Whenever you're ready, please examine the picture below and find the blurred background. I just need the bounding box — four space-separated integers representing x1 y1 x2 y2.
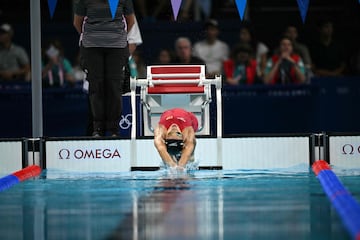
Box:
0 0 359 138
1 0 359 71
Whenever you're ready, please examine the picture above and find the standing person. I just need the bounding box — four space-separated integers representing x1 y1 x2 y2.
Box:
73 0 135 137
83 14 142 136
154 108 198 170
193 19 229 78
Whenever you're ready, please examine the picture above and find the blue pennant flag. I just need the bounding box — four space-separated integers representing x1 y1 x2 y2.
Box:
108 0 120 19
235 0 247 21
47 0 58 18
296 0 310 23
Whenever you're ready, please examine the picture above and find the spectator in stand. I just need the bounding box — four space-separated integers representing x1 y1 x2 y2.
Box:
193 19 229 78
283 25 312 74
223 44 258 85
123 15 143 93
310 20 346 77
131 49 146 79
349 47 360 75
154 48 174 65
73 50 86 82
179 0 213 21
172 37 205 65
42 39 76 88
264 36 306 85
233 24 269 79
0 23 30 82
134 0 169 22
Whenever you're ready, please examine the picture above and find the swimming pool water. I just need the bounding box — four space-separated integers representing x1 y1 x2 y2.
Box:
0 168 359 240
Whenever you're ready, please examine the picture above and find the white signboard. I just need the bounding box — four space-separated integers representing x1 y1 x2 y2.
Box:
45 137 310 171
0 141 23 174
46 140 131 172
133 138 219 167
222 137 309 170
329 136 360 168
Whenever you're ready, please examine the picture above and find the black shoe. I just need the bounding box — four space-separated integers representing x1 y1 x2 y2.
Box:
92 131 102 137
110 132 119 137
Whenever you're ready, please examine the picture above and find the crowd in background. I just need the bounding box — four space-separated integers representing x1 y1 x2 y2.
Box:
0 0 359 138
0 0 359 87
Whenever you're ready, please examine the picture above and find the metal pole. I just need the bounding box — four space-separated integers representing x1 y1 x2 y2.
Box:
30 0 43 137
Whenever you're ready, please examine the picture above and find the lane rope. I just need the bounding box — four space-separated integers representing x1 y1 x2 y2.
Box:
0 165 42 192
312 160 360 240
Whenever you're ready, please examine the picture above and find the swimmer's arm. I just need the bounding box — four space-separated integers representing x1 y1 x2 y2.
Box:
178 128 196 168
154 125 177 168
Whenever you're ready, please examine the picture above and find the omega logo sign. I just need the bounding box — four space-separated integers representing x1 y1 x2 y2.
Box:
341 144 360 155
58 148 121 160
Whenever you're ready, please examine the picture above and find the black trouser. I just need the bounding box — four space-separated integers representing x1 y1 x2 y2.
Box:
82 47 128 134
123 64 131 94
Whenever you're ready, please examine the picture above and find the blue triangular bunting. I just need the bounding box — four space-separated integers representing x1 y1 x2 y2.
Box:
171 0 182 21
296 0 310 23
235 0 247 21
108 0 120 19
47 0 58 18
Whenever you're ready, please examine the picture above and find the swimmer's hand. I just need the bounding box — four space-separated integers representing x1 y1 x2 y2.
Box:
169 165 186 174
175 166 185 172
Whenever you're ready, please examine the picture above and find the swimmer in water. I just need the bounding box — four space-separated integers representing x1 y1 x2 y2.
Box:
154 108 198 170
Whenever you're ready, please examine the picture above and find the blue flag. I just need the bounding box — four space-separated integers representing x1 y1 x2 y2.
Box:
235 0 247 21
47 0 58 18
108 0 120 19
296 0 310 23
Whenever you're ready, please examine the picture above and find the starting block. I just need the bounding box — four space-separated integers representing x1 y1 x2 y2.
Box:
130 65 222 137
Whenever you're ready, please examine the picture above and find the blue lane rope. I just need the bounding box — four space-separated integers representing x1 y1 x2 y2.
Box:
312 160 360 240
0 175 20 192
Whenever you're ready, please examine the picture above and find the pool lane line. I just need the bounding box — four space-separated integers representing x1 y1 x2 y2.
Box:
312 160 360 240
0 165 42 192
